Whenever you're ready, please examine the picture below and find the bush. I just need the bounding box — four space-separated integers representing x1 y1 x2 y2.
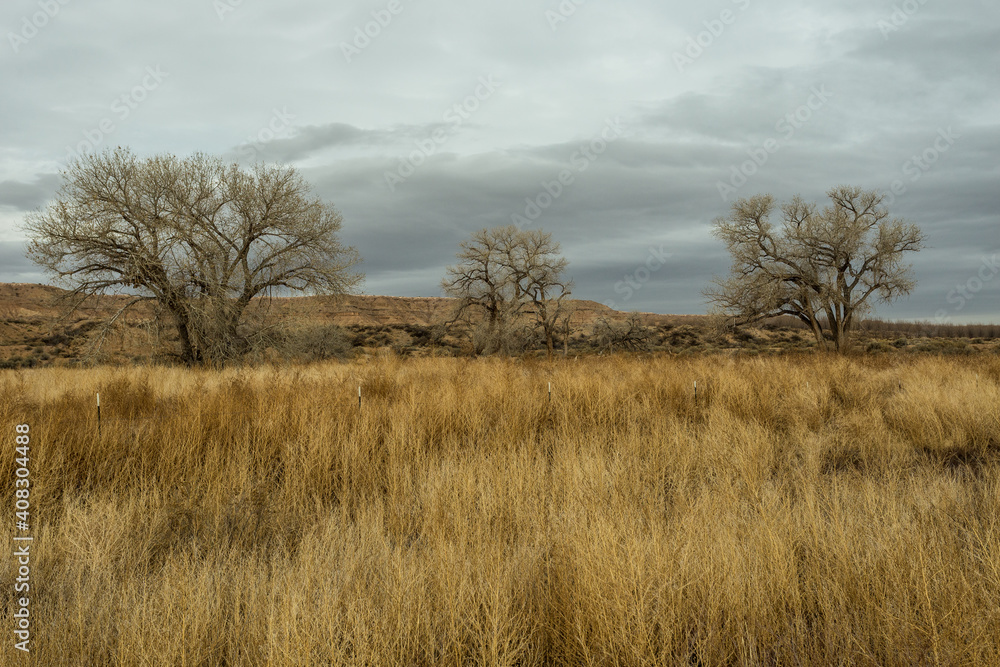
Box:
940 340 971 355
471 322 535 356
43 330 71 346
390 329 415 355
592 314 652 352
280 324 353 361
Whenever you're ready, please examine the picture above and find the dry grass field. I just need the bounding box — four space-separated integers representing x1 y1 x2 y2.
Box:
2 352 1000 665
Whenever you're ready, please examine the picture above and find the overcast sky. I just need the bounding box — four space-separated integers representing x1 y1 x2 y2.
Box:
1 0 997 322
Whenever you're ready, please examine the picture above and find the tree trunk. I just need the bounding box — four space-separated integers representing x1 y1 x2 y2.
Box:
808 317 826 348
174 314 199 365
164 296 200 365
831 315 849 353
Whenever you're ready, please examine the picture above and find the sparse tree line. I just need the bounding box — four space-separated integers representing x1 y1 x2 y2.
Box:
23 148 928 365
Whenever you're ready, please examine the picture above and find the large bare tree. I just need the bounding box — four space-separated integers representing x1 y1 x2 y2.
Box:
442 225 572 355
24 148 362 364
705 186 924 351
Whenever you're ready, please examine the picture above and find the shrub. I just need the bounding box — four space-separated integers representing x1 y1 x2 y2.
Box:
280 323 353 361
592 314 652 352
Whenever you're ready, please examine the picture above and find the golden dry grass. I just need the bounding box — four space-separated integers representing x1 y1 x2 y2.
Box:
2 352 999 665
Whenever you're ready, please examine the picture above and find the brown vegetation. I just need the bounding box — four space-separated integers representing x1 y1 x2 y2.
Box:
2 283 998 368
2 353 999 665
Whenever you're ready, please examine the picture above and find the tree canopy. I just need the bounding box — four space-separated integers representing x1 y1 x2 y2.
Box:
442 225 572 355
24 148 362 364
706 186 924 351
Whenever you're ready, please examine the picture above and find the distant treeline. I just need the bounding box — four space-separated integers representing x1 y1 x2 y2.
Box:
760 316 1000 340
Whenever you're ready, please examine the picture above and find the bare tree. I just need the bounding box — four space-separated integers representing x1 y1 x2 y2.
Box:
592 313 652 353
442 225 572 355
24 148 362 365
517 230 573 356
705 186 923 352
442 226 520 337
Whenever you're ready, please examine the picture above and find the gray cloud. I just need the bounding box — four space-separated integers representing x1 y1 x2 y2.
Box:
238 122 458 163
0 0 996 323
0 241 44 283
0 175 60 211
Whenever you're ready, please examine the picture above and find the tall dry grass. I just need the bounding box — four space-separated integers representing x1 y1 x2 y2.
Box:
1 352 999 665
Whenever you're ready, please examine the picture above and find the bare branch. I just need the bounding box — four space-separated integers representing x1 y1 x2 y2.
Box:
23 147 363 364
705 187 924 352
442 225 572 355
